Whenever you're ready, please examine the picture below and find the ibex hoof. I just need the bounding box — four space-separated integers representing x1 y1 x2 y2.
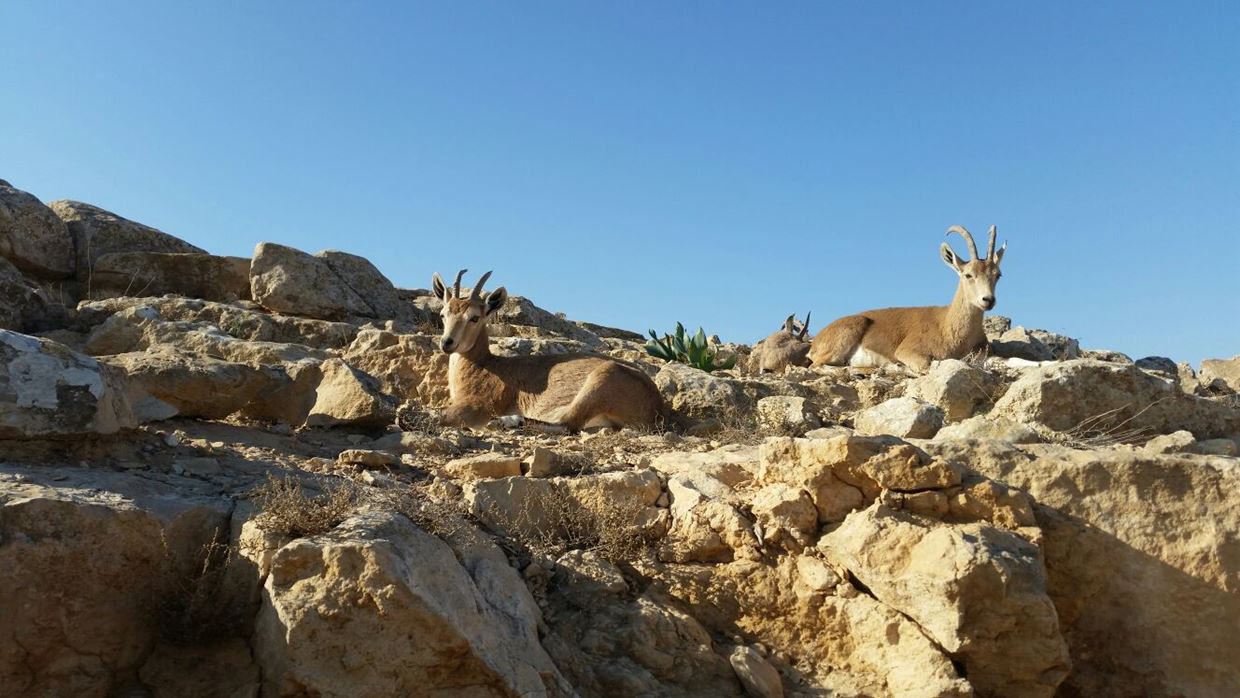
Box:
494 415 525 429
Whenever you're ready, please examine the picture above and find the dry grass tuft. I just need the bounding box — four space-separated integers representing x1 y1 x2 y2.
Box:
1058 399 1169 449
367 483 473 541
250 474 361 538
396 401 442 436
711 403 766 445
489 485 657 565
152 535 250 646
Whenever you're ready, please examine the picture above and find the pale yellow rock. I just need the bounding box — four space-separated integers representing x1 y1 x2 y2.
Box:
444 452 523 480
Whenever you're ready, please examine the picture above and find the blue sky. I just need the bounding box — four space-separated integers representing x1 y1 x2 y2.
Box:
2 2 1237 364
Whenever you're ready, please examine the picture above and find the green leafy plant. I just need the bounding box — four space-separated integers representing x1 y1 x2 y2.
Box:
645 322 737 373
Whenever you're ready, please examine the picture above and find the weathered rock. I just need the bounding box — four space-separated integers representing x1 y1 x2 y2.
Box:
824 504 1070 697
1200 355 1240 393
336 449 398 468
933 414 1042 444
756 396 821 435
0 181 74 278
648 444 759 492
750 483 817 551
0 466 234 697
251 511 566 697
137 639 260 698
305 359 396 429
341 329 450 406
992 359 1240 439
661 475 760 563
1142 429 1196 454
249 242 373 320
317 250 417 323
1134 355 1178 376
0 331 134 437
1197 437 1239 456
0 256 49 332
90 252 251 302
991 326 1080 362
100 349 280 422
905 359 1000 422
727 645 783 698
655 363 751 421
958 444 1240 697
49 199 205 281
240 360 323 426
494 295 603 347
983 314 1012 339
854 396 944 439
444 453 523 480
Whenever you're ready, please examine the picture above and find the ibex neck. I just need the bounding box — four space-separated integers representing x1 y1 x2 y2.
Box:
947 283 983 335
458 328 494 364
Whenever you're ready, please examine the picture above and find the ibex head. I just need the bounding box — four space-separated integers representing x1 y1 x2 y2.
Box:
431 269 507 354
782 312 812 341
940 225 1006 311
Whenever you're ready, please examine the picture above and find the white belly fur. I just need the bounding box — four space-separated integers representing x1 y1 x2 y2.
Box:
847 346 890 368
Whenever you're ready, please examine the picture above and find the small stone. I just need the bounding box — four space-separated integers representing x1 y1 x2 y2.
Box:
728 645 784 698
1197 438 1238 457
443 453 522 480
337 449 398 468
527 447 564 478
1143 430 1196 455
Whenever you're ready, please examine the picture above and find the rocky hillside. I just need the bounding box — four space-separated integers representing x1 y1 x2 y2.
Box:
2 178 1239 697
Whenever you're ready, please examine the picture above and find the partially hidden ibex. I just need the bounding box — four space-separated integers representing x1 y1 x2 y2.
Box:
809 225 1006 371
432 269 668 432
751 312 812 374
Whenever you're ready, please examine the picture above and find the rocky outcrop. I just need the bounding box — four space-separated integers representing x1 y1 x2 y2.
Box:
250 243 420 324
1200 355 1240 393
90 251 251 301
49 199 205 281
0 256 49 332
0 180 74 278
305 358 396 428
251 511 567 697
100 349 282 422
854 396 944 439
0 331 134 438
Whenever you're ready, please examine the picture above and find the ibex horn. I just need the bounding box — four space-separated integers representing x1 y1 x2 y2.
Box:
986 225 997 260
452 269 468 298
470 271 493 301
946 225 979 260
799 311 811 340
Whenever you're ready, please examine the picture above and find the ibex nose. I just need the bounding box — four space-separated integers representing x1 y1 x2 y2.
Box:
981 296 996 309
440 337 455 353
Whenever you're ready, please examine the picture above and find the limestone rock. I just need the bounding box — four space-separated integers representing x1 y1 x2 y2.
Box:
137 639 260 698
756 395 821 435
854 396 944 439
49 199 205 281
991 326 1080 361
90 251 251 302
727 645 783 698
0 256 49 332
1142 429 1196 454
0 180 74 278
992 359 1240 439
317 249 417 323
251 511 565 697
493 295 604 347
1 331 134 437
824 504 1070 697
933 414 1042 444
240 360 323 426
655 362 751 420
101 349 281 421
750 483 817 551
1200 355 1240 393
341 329 449 406
305 359 396 428
444 453 523 480
249 242 373 320
905 359 1000 422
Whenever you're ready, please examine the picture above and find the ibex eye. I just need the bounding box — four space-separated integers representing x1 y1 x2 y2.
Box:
965 273 974 279
469 317 480 323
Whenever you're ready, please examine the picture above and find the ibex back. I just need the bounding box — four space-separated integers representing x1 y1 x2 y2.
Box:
433 269 668 432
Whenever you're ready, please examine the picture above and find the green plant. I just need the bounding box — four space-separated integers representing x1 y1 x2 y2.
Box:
645 322 737 373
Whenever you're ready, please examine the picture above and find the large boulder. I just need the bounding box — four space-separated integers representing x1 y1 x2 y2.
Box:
823 504 1070 697
100 349 282 422
251 511 566 697
0 256 49 332
0 180 74 278
250 242 373 320
90 252 251 302
655 363 750 421
951 443 1240 697
317 250 415 323
0 331 134 438
991 326 1080 361
48 199 204 280
305 358 396 428
905 359 1001 422
992 359 1240 439
341 329 449 406
0 466 234 697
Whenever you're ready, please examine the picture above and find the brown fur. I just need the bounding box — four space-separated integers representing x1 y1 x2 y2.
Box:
433 272 667 432
809 227 1005 372
751 314 812 374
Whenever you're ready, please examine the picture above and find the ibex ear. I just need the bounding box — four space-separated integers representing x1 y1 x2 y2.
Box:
431 272 447 301
940 243 963 272
783 314 797 332
485 287 508 315
993 242 1007 265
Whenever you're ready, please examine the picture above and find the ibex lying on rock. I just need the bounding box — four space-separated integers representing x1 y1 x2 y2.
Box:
432 270 667 432
809 225 1006 371
751 312 812 374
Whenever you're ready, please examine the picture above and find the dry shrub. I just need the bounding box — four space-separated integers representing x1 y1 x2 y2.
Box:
489 485 657 565
396 401 442 436
711 403 765 445
1058 399 1170 449
152 535 251 645
250 474 361 538
366 483 473 541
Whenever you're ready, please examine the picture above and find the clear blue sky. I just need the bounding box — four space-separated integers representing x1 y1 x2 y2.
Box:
3 2 1237 364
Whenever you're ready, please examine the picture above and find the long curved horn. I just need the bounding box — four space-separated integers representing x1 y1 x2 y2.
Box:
986 225 997 260
799 311 811 340
946 225 978 260
470 271 493 301
452 269 467 298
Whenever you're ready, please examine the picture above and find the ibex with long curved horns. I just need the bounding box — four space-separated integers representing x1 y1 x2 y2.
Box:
751 312 813 374
432 269 668 431
809 225 1006 371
